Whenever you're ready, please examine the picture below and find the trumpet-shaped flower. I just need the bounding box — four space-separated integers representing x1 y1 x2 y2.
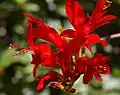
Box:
75 53 110 84
60 0 117 57
9 0 115 93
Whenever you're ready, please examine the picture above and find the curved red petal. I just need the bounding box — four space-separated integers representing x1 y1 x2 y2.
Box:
83 66 94 84
94 73 103 82
23 13 39 23
85 34 108 47
65 0 85 29
90 0 116 30
91 0 106 19
32 54 41 65
98 64 110 74
99 15 117 24
36 71 63 92
95 21 110 29
62 36 83 60
32 26 66 49
101 40 108 47
93 53 110 74
24 13 66 49
61 29 76 38
85 34 100 45
32 44 57 67
75 57 88 73
95 15 117 29
41 51 57 67
83 60 98 84
26 23 36 50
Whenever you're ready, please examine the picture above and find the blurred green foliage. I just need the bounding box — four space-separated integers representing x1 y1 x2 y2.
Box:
0 0 120 95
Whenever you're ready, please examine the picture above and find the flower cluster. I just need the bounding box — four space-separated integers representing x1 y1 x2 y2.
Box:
10 0 117 94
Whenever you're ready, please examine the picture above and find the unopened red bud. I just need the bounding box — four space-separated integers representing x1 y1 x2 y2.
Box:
70 88 76 93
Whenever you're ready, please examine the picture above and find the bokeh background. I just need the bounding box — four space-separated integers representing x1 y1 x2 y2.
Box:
0 0 120 95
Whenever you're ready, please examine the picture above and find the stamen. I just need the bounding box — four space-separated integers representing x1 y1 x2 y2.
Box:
9 44 30 56
51 82 66 91
9 44 19 49
59 26 63 35
103 0 112 10
12 48 29 56
74 46 83 61
79 46 83 57
66 82 71 85
72 55 76 63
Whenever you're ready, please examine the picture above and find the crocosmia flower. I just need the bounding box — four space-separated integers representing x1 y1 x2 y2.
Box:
75 53 110 84
60 0 116 55
9 0 116 94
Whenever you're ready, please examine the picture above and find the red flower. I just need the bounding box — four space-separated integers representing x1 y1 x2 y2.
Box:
23 13 68 79
60 0 117 56
36 52 110 92
9 0 114 93
24 13 66 51
65 0 116 33
10 13 67 80
75 53 110 84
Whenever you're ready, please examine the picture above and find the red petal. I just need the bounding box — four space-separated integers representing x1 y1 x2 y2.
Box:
32 44 57 67
26 23 36 49
99 57 110 74
37 44 57 67
61 61 72 78
94 73 103 82
95 11 108 22
35 44 51 57
41 51 57 67
91 0 106 19
32 26 66 48
65 0 85 29
83 65 95 84
99 15 117 23
24 13 66 49
85 34 108 47
36 71 63 92
102 56 109 63
23 13 39 23
75 57 88 73
32 54 41 65
96 15 117 28
62 36 83 60
94 53 110 74
90 0 117 30
95 21 110 29
60 29 76 38
98 64 110 74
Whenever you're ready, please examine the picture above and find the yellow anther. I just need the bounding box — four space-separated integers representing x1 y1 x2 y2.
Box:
75 46 83 60
9 44 14 49
59 84 65 90
79 46 83 57
66 82 71 85
59 26 63 35
9 44 19 49
103 0 112 10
